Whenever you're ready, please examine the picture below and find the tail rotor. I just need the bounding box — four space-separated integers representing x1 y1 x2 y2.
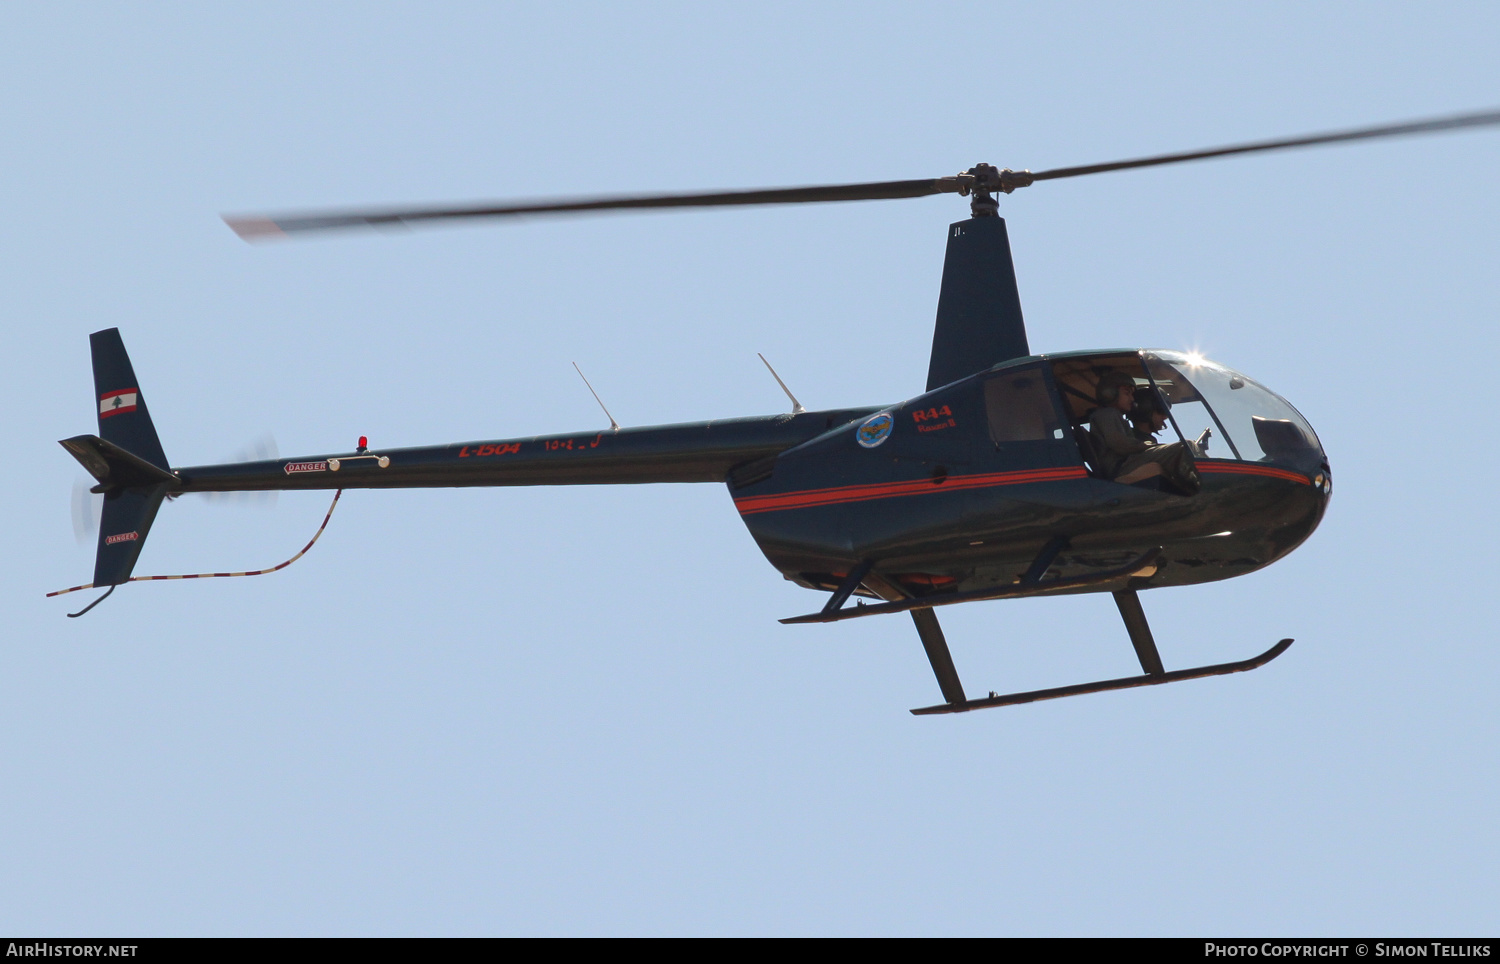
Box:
71 477 101 546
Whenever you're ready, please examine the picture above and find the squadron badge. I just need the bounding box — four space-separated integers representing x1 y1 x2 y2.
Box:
856 412 894 449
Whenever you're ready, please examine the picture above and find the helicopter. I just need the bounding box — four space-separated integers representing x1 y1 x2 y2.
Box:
53 108 1500 715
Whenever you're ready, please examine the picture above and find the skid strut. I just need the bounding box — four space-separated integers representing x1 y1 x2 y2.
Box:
911 609 966 705
1114 589 1165 676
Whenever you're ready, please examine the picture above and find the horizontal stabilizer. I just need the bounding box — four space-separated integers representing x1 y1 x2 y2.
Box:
59 435 177 490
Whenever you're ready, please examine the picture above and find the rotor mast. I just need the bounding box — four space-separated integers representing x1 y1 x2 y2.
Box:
925 165 1033 390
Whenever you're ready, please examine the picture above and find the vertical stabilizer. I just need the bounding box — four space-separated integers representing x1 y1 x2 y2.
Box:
925 217 1030 391
94 483 169 587
91 328 169 470
84 329 172 586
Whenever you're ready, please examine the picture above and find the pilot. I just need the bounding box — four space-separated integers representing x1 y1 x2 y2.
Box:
1129 387 1170 442
1090 371 1199 493
1133 385 1213 456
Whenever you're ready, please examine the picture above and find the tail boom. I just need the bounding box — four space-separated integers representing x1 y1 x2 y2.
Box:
171 409 879 493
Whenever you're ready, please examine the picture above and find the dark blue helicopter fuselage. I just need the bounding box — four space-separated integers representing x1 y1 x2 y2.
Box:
174 349 1329 605
733 350 1328 600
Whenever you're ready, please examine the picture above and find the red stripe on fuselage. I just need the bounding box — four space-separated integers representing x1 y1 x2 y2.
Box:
1197 461 1311 485
734 460 1311 516
733 466 1088 515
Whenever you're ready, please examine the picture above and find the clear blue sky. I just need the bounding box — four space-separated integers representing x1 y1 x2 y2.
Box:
3 2 1498 935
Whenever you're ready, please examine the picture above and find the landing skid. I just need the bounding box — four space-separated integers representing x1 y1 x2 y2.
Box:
784 546 1293 714
910 637 1293 715
905 584 1291 714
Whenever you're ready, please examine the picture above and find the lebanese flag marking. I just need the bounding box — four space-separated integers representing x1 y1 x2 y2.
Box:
99 388 138 419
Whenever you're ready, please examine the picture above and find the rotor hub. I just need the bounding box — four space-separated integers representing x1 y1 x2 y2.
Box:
953 164 1035 217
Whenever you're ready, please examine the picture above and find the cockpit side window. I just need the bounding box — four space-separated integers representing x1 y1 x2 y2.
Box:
1142 354 1234 458
979 365 1077 470
1047 350 1322 474
984 369 1064 444
1049 354 1155 478
1145 351 1323 466
1050 355 1148 421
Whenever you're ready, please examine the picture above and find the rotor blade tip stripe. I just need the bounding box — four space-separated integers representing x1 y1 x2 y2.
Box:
223 216 289 242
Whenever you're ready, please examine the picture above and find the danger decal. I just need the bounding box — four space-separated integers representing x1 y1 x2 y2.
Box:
105 531 139 545
284 461 329 474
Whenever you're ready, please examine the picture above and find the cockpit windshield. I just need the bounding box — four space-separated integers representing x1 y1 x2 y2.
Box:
1143 351 1323 465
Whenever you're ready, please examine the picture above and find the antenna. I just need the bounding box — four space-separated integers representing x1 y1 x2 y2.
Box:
758 353 806 415
572 362 620 432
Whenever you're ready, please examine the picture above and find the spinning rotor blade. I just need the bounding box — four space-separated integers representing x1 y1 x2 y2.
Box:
198 433 279 506
1017 107 1500 188
224 178 958 241
72 477 101 545
224 107 1500 241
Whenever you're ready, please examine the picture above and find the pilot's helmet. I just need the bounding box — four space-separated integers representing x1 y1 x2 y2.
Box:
1095 371 1137 406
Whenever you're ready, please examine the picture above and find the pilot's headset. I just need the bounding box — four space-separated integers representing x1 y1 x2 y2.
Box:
1131 386 1167 420
1095 371 1137 407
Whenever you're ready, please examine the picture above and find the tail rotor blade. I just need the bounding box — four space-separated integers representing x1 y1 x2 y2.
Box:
200 433 279 507
72 478 100 546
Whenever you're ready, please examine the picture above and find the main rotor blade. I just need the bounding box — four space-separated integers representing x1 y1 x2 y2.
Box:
224 177 955 241
1025 107 1500 185
225 107 1500 241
